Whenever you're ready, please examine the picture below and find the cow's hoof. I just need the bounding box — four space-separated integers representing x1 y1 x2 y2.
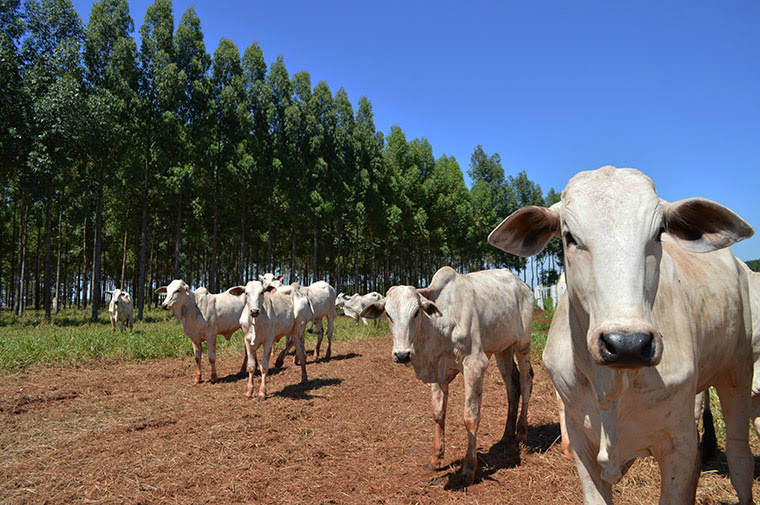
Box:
194 376 202 384
257 394 265 402
424 461 442 471
325 352 331 360
274 360 284 368
458 469 476 487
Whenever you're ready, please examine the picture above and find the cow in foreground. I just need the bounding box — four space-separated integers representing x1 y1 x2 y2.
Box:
275 281 337 366
155 280 247 383
230 281 311 401
489 165 754 504
105 289 133 332
336 291 383 326
361 266 533 485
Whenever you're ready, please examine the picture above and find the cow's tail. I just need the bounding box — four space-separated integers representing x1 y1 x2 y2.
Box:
306 296 317 334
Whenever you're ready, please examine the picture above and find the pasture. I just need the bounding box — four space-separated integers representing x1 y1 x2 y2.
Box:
1 308 758 504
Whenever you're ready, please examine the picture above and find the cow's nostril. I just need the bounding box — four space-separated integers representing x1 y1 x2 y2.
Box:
394 351 411 363
599 332 655 367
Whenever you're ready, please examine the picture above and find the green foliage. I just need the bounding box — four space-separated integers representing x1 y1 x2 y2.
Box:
747 259 760 272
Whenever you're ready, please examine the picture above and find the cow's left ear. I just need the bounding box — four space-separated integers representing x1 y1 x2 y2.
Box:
275 275 284 281
360 299 386 320
489 203 561 257
228 286 246 296
264 285 277 293
664 198 754 253
420 300 442 318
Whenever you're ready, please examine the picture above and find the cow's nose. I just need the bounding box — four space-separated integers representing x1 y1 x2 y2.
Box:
393 351 411 363
250 309 260 318
161 303 168 310
599 332 655 367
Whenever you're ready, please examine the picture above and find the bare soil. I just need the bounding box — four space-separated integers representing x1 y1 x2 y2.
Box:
1 332 759 504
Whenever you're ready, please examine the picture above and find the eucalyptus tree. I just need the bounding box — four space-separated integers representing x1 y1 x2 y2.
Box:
172 6 210 279
353 96 384 290
137 0 181 317
22 0 85 320
331 87 356 291
209 36 245 291
1 0 29 178
83 0 138 320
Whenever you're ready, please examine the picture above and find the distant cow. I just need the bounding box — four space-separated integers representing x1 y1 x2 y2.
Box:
336 291 383 326
105 289 133 332
230 280 311 401
275 281 337 366
361 266 533 485
260 273 284 290
488 166 754 504
155 280 247 383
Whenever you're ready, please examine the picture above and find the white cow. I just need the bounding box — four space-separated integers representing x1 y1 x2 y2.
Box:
155 279 247 384
360 266 533 486
488 165 754 505
336 291 383 326
230 280 311 401
105 289 133 332
259 273 284 290
275 281 337 366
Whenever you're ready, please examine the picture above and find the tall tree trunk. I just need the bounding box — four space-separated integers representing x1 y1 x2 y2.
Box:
290 216 297 284
10 199 17 310
267 195 273 272
91 163 104 322
147 225 155 308
35 218 41 310
312 214 318 284
120 229 127 289
354 224 359 293
239 196 246 284
212 189 218 292
80 215 87 309
336 217 343 293
44 181 53 321
138 146 150 319
54 191 63 315
15 199 28 317
174 195 182 279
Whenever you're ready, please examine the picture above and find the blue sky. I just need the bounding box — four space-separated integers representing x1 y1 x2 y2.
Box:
72 0 760 261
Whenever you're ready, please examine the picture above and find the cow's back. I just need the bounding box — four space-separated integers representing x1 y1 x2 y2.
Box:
428 267 533 354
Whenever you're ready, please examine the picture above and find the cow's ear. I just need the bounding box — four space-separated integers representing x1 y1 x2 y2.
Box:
105 290 113 295
275 275 284 281
664 198 754 253
488 203 561 257
360 300 386 320
155 286 167 295
264 285 277 293
421 300 442 318
228 286 246 296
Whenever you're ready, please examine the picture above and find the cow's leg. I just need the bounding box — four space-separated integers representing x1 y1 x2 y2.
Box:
650 421 700 505
426 382 448 470
191 340 203 383
313 319 324 360
244 337 258 398
714 374 754 505
129 315 133 331
111 318 116 333
207 334 218 383
696 389 717 460
752 358 760 439
460 354 489 485
513 341 532 444
557 391 573 460
258 337 273 401
239 346 248 376
494 348 519 442
275 336 294 368
324 314 333 360
292 329 309 384
566 421 612 505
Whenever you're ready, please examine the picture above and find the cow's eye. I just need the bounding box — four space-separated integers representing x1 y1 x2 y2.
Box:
564 231 577 248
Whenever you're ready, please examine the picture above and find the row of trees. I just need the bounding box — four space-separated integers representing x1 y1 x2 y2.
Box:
0 0 562 323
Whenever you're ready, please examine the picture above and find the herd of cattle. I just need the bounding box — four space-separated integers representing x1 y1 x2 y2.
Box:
102 166 759 505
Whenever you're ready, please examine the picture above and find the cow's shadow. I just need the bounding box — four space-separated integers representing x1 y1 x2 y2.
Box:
273 377 343 400
701 448 760 480
276 351 361 365
433 422 562 490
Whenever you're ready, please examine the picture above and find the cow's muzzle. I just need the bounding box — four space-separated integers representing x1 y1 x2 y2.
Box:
250 309 260 318
161 303 170 311
393 351 411 363
598 332 656 368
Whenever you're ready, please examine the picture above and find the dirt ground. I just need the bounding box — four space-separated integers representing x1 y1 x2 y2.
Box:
2 330 759 505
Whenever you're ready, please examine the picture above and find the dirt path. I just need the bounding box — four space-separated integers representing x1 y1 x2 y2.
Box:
1 334 756 504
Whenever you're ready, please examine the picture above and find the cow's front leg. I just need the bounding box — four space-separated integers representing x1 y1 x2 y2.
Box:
239 347 248 376
207 334 218 383
324 316 333 360
258 337 273 401
291 329 309 384
191 339 203 383
111 318 116 333
566 420 612 505
494 348 519 442
514 342 533 443
129 315 133 331
715 373 754 505
426 382 448 470
244 337 258 398
651 424 700 505
461 354 489 485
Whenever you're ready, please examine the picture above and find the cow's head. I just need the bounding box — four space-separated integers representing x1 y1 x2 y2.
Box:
259 273 284 290
489 166 753 369
361 286 442 364
230 281 276 319
155 279 190 312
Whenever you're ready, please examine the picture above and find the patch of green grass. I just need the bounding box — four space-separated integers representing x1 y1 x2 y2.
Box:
0 309 390 371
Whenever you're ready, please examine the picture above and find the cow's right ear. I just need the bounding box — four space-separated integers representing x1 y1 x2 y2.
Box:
275 275 284 281
664 197 754 253
155 286 167 295
228 286 246 296
264 285 277 293
488 203 561 257
105 290 113 296
360 300 386 320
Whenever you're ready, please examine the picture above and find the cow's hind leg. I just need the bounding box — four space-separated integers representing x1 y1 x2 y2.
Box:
426 382 448 470
312 319 324 360
191 340 203 383
715 373 754 505
460 353 489 485
324 313 334 360
292 328 309 384
207 334 218 383
275 336 293 368
494 348 519 442
513 341 532 443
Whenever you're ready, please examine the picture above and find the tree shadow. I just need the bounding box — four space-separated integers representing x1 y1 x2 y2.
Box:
273 377 343 400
